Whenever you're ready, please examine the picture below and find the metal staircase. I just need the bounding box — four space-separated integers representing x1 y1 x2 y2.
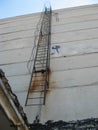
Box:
25 7 52 106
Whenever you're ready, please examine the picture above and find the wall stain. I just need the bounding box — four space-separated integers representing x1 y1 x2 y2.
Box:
28 68 53 104
29 73 39 92
29 69 52 92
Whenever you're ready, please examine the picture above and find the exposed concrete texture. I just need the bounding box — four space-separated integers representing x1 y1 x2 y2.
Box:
0 4 98 123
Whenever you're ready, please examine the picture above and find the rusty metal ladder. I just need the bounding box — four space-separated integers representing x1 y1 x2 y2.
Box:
25 7 52 106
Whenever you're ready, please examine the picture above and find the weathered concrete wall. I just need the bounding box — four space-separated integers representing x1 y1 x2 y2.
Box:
0 4 98 123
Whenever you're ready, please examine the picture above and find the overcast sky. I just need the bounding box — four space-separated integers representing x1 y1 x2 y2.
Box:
0 0 98 19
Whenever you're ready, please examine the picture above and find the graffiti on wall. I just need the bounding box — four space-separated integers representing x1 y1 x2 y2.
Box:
51 45 61 57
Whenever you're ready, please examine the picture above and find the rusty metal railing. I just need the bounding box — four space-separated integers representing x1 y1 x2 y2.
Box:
25 6 52 106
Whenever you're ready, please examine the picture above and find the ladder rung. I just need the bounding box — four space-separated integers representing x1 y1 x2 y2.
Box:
38 46 48 48
34 66 46 68
36 58 47 60
37 52 47 54
37 50 47 52
31 79 48 82
35 66 46 68
31 80 46 83
30 85 45 87
32 75 44 77
34 69 46 72
34 68 46 70
34 67 47 69
38 49 48 51
35 59 47 61
35 62 46 64
37 51 46 53
37 53 47 55
28 97 44 99
31 79 46 81
34 70 46 73
37 52 47 55
30 79 46 82
35 63 46 65
26 104 43 106
35 61 47 63
35 61 47 62
35 65 46 67
37 53 46 55
29 90 44 93
36 58 47 59
37 47 48 51
38 48 48 50
38 45 48 47
36 57 47 61
30 84 45 86
36 56 47 58
36 56 47 57
35 60 47 66
35 60 47 62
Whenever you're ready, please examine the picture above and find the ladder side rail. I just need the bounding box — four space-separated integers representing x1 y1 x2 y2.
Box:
43 9 52 105
47 9 52 89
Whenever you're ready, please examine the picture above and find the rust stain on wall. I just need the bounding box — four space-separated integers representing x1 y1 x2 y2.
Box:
46 89 51 95
29 71 48 93
46 69 52 96
29 68 52 100
29 73 39 92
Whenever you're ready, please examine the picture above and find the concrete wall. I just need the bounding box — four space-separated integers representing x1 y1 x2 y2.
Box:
0 4 98 123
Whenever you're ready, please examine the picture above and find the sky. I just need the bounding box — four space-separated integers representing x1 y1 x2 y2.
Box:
0 0 98 19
